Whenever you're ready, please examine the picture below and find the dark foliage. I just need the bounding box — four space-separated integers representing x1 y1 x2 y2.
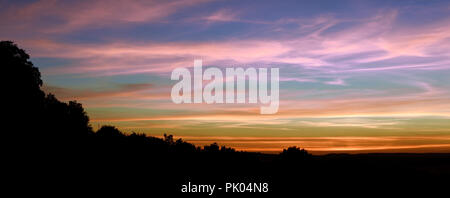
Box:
2 41 91 150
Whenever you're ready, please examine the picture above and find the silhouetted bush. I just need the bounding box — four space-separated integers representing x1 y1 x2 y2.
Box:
204 142 220 152
280 146 312 163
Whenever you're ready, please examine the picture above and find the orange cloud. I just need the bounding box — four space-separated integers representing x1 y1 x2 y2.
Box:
42 83 169 101
175 135 450 153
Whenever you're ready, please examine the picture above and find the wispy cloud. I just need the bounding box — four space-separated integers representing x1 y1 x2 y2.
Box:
0 0 209 34
42 83 163 100
203 9 240 23
15 9 450 78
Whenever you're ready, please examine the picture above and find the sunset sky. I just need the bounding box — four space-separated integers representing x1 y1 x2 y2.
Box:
2 0 450 153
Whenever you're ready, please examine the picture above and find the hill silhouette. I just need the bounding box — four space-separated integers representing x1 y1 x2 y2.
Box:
3 41 450 197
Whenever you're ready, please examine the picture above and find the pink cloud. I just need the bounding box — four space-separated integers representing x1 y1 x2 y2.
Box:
1 0 209 33
10 9 449 78
324 78 346 85
203 9 240 23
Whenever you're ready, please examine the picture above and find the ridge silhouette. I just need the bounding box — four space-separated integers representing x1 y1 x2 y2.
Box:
2 41 449 197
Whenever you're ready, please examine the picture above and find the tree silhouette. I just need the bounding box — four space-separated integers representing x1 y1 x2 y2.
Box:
96 125 125 137
1 41 92 150
204 142 220 152
280 146 312 162
2 41 45 139
2 41 44 101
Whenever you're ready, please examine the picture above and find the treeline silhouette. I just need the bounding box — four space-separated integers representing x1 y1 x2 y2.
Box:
1 40 307 157
2 40 311 196
3 41 450 197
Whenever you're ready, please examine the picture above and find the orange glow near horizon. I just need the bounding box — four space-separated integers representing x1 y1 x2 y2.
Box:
137 135 450 154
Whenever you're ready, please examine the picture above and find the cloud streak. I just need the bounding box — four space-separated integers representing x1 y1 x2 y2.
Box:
0 0 209 34
171 135 450 153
